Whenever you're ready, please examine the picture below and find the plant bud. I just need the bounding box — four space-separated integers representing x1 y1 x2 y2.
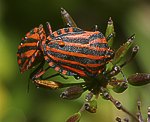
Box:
112 34 135 65
61 7 77 28
84 99 97 113
116 117 121 122
60 85 84 100
66 112 81 122
128 73 150 86
147 107 150 122
105 17 114 47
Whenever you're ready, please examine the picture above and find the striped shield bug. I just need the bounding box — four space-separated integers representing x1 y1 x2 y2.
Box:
43 26 114 77
17 8 150 122
17 24 46 73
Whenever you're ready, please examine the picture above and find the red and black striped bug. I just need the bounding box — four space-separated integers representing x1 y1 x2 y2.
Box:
17 24 46 73
17 9 114 82
17 8 149 122
43 26 114 77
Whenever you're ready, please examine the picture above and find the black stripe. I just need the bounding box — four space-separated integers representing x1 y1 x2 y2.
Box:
46 57 83 71
18 57 28 67
47 44 111 56
61 36 90 44
89 32 104 41
64 28 69 33
46 59 77 76
46 50 111 65
57 29 62 35
50 27 83 39
72 27 83 32
90 43 108 48
17 46 37 54
21 38 39 44
46 56 104 77
50 31 105 44
57 28 83 35
56 27 82 35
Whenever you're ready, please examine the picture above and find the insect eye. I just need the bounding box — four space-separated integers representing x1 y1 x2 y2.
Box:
58 41 65 47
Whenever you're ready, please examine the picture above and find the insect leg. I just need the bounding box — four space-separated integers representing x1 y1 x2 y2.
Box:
30 61 67 82
46 22 53 35
29 60 47 80
42 73 68 80
61 7 77 27
109 77 128 93
27 60 47 91
30 64 68 85
30 64 64 89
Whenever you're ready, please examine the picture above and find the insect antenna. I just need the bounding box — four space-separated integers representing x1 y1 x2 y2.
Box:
46 22 52 35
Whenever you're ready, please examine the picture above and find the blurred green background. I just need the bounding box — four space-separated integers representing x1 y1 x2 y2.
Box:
0 0 150 122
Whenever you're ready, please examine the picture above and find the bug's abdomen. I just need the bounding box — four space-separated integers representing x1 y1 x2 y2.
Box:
44 27 114 77
17 26 46 73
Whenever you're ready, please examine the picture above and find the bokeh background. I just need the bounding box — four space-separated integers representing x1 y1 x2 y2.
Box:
0 0 150 122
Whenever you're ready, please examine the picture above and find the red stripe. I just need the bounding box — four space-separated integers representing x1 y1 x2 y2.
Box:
21 50 36 58
47 40 112 53
89 38 107 44
62 70 67 75
63 41 109 52
18 59 21 64
18 42 37 49
61 65 86 76
53 31 58 37
64 31 98 39
60 28 66 34
47 54 103 75
21 59 29 73
69 27 73 32
26 33 40 40
47 54 104 68
47 46 106 60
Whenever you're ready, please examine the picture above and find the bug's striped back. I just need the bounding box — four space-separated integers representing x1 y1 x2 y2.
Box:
44 27 114 77
17 25 46 73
